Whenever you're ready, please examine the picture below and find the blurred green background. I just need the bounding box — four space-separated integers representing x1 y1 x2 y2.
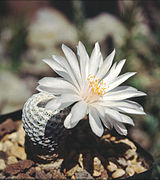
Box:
0 0 160 178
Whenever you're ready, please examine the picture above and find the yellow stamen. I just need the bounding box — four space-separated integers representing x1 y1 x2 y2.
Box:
87 74 106 96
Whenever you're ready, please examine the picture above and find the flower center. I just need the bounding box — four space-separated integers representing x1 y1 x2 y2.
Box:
87 74 106 96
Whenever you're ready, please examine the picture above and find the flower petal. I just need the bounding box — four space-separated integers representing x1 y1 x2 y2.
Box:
106 72 136 92
37 77 78 95
89 106 104 137
62 44 82 88
43 58 72 83
89 42 102 76
103 59 126 83
77 41 89 83
114 122 127 136
45 98 61 112
59 93 82 110
94 104 112 129
104 107 134 126
96 49 115 80
64 101 87 129
52 55 80 91
101 99 145 115
103 87 146 101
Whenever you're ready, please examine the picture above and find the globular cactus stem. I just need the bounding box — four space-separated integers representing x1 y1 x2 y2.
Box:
22 92 71 152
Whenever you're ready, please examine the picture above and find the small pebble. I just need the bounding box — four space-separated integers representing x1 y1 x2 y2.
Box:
115 139 137 150
107 161 117 172
66 164 83 176
93 170 101 177
0 159 6 170
10 144 26 160
132 164 147 174
35 167 41 171
110 136 116 141
17 125 25 146
112 169 125 178
7 156 18 164
125 149 136 159
0 142 3 151
3 140 13 152
8 132 17 143
102 134 111 139
94 157 102 171
126 166 135 176
78 154 83 169
117 157 127 166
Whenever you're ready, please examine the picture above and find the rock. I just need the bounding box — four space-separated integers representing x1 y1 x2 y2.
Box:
0 119 17 139
10 144 26 160
125 149 137 160
93 157 104 173
35 169 46 179
75 169 93 179
16 125 25 146
112 169 125 178
15 173 31 179
126 166 135 176
131 164 147 174
8 132 17 143
27 167 36 176
117 157 128 166
0 159 6 171
66 164 83 176
93 170 101 177
35 167 41 171
115 138 137 150
100 169 109 179
0 143 3 151
110 136 116 141
3 140 13 152
101 133 111 139
78 154 83 169
39 159 63 170
107 161 117 172
93 157 101 170
7 156 18 164
4 160 34 176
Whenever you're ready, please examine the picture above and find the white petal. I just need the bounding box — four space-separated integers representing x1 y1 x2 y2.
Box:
118 113 135 126
43 58 64 72
101 99 145 115
43 59 72 83
104 107 122 123
104 107 134 126
77 41 89 82
59 93 81 110
62 44 82 88
37 77 77 95
45 98 61 111
103 88 146 101
64 113 72 128
89 42 102 76
96 49 115 80
114 122 127 136
89 106 104 137
52 55 80 91
103 59 126 84
64 101 87 129
106 72 136 92
94 104 112 129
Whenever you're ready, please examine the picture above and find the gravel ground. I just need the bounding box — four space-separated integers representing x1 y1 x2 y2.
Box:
0 117 153 179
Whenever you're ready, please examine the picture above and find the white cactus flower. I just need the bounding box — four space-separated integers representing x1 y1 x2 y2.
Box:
37 42 146 137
